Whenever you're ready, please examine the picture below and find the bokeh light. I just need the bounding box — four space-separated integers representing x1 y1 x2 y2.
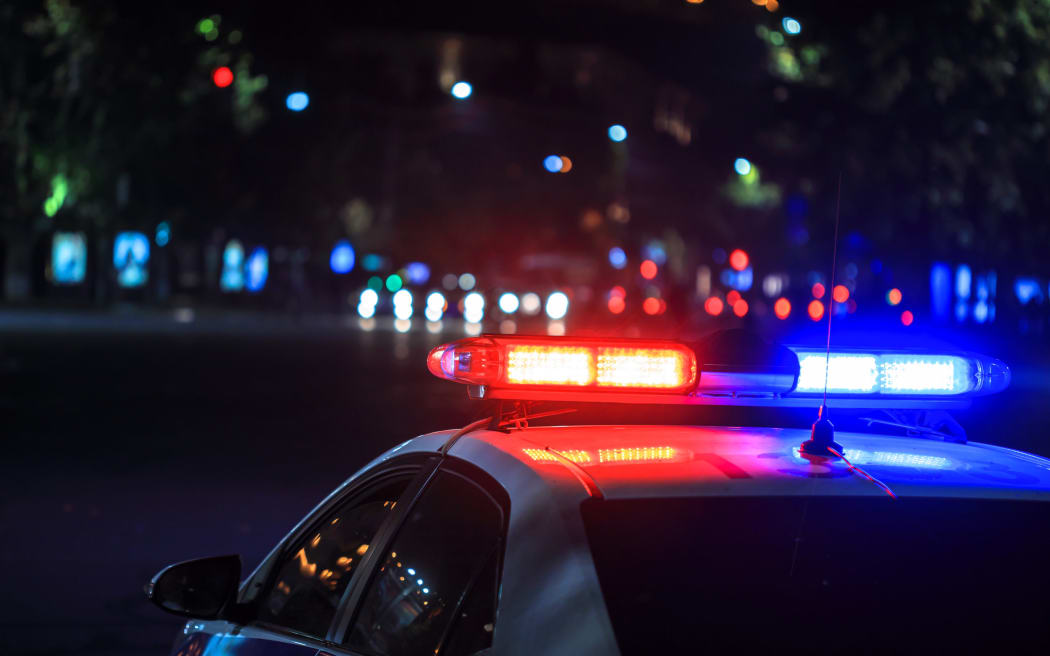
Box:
729 249 749 271
464 292 485 323
330 240 355 274
774 297 791 319
608 247 627 269
808 299 825 321
704 297 723 315
404 262 430 285
726 290 742 306
608 124 627 142
385 274 402 292
559 156 573 173
521 293 541 315
901 310 914 326
887 288 902 306
498 292 520 314
285 92 310 111
832 284 850 303
812 282 826 299
545 291 570 320
451 81 472 99
543 155 563 172
639 259 658 280
643 297 661 315
458 273 476 291
782 17 801 34
608 296 625 314
212 66 234 88
733 158 752 175
733 299 749 317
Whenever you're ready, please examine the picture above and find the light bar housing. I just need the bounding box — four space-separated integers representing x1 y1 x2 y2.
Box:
428 335 1010 409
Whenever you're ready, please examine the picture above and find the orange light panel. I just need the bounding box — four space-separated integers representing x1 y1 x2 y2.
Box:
598 446 678 464
596 347 694 389
521 448 559 462
554 449 593 464
505 345 594 386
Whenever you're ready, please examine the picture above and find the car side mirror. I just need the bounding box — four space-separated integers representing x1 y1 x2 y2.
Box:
146 555 241 619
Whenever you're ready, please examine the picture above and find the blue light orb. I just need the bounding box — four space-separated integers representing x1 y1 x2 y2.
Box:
451 81 472 99
782 18 802 35
245 246 269 293
155 222 171 247
543 155 563 173
608 124 627 142
404 262 430 285
285 92 310 112
733 158 752 176
608 247 627 269
329 240 355 274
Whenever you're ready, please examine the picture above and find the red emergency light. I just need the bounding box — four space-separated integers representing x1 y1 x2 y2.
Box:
428 336 697 393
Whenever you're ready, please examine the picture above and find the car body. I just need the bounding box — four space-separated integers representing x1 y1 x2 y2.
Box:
154 420 1050 656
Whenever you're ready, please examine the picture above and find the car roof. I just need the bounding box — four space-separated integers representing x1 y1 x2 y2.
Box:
447 425 1050 501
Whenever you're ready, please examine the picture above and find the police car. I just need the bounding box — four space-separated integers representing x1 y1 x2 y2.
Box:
147 331 1050 655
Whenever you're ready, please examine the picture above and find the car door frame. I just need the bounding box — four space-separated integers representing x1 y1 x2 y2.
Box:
325 454 512 652
231 452 442 651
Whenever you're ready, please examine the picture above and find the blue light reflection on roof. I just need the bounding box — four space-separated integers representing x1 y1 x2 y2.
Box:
792 447 949 469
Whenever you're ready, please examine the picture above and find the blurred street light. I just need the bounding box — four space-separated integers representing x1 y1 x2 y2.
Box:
543 155 563 173
783 17 802 35
608 124 627 142
733 158 752 175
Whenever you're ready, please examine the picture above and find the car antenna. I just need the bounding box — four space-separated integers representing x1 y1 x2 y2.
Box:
799 173 845 458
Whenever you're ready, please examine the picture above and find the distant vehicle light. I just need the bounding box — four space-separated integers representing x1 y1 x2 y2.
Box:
543 155 563 173
608 124 627 142
330 240 355 274
608 296 626 314
808 299 825 321
608 247 627 269
285 92 310 111
428 337 697 392
733 299 749 317
393 289 412 307
640 260 658 280
729 249 749 271
385 274 402 292
733 158 751 176
360 289 379 306
521 293 542 315
357 302 376 319
458 273 476 291
464 292 485 323
832 284 850 303
426 291 446 310
643 297 660 315
774 297 791 319
498 292 520 314
704 297 724 316
424 306 443 322
545 292 569 320
450 81 472 99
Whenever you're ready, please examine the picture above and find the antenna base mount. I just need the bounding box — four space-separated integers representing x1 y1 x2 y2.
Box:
799 405 842 457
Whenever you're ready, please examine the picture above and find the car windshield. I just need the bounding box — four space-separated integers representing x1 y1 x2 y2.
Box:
582 496 1050 652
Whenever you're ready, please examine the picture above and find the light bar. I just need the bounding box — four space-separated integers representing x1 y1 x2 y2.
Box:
789 348 1009 397
428 336 697 393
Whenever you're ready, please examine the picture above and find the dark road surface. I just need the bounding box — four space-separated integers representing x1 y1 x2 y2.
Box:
1 313 1047 654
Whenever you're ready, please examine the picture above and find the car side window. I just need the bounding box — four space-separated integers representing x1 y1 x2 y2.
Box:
347 470 503 656
256 475 412 639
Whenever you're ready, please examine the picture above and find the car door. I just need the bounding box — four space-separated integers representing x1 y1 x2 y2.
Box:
329 457 510 656
168 458 432 656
